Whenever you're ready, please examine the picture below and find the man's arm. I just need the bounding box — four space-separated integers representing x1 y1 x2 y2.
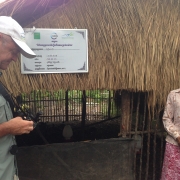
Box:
0 116 33 138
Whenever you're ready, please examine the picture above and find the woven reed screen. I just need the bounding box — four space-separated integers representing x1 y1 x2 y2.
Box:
0 0 180 108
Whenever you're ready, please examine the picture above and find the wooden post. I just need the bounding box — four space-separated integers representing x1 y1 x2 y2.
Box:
119 90 131 137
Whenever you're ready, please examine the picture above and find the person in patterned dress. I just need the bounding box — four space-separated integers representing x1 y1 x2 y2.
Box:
161 89 180 180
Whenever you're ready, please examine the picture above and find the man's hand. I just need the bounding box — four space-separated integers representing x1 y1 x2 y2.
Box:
176 136 180 146
6 117 34 135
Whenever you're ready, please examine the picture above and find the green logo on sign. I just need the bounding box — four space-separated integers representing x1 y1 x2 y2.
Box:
34 32 40 39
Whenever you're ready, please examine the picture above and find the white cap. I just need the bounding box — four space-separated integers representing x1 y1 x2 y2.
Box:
0 16 36 58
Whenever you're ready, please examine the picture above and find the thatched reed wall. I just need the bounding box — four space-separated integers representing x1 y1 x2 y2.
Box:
1 0 180 107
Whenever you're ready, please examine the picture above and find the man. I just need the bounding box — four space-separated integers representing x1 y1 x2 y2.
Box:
0 16 36 180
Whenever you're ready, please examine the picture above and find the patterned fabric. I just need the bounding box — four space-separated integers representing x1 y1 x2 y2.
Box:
163 89 180 145
161 142 180 180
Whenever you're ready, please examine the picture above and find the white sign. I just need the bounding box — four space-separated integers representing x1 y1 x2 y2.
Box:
21 28 88 74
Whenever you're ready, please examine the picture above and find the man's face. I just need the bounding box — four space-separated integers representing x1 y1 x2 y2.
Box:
0 34 20 70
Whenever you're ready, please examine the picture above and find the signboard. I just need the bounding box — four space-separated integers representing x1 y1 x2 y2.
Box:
21 28 88 74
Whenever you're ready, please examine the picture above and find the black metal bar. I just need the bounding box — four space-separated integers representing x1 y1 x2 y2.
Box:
107 90 111 119
133 92 140 180
152 111 157 180
160 132 165 176
65 90 69 122
145 95 151 180
81 90 86 140
139 93 147 180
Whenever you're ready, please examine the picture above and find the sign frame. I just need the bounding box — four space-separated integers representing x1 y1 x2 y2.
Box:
21 28 88 74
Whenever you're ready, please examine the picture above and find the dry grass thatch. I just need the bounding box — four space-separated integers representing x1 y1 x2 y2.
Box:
0 0 180 108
